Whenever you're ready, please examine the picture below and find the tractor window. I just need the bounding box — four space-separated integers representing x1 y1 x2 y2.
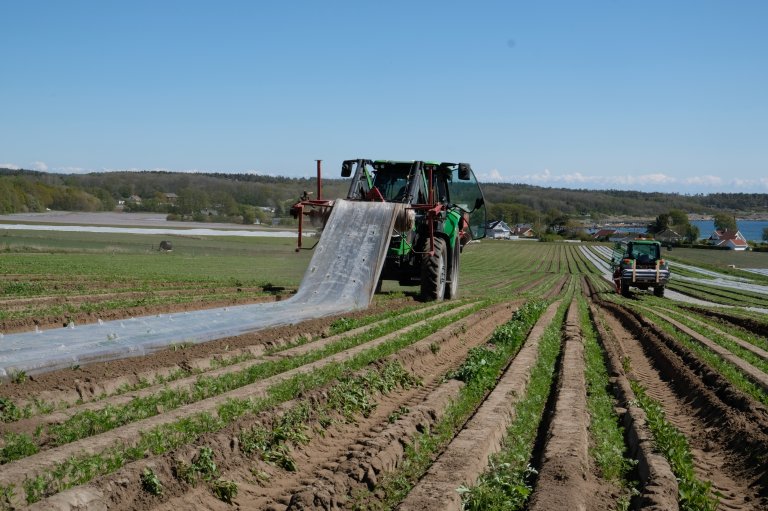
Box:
446 166 486 239
629 243 659 262
373 170 410 202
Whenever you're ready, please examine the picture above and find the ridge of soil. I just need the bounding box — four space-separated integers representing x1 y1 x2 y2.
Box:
528 301 616 511
35 301 519 511
597 298 768 509
587 300 678 511
398 300 562 510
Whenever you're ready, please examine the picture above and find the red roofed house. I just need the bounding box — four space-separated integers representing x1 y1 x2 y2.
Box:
708 229 749 251
592 229 617 241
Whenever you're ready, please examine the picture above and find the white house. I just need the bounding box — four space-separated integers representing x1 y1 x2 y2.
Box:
487 220 512 239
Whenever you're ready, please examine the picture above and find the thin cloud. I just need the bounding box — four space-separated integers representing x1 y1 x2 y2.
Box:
0 163 21 170
479 168 504 182
482 168 763 192
31 161 48 172
684 175 723 186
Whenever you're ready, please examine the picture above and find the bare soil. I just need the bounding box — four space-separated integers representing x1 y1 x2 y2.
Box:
596 298 768 509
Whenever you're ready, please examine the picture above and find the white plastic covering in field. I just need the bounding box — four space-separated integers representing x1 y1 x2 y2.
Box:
0 200 401 377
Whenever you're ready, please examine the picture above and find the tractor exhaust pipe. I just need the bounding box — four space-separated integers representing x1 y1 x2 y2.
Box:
316 159 322 200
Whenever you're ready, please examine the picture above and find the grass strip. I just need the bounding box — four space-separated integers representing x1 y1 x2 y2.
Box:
7 300 486 504
459 295 570 510
353 298 551 508
628 380 718 511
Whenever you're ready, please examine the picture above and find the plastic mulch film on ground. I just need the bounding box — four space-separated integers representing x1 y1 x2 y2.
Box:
0 200 402 377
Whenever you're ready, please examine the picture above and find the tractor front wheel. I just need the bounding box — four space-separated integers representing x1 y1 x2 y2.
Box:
621 279 632 297
654 285 665 297
421 238 447 301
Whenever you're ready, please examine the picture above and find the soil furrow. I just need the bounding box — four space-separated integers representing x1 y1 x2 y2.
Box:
30 302 520 511
0 303 477 504
646 307 768 394
597 300 766 510
1 302 457 436
528 300 615 511
659 307 768 362
587 300 678 511
397 300 562 510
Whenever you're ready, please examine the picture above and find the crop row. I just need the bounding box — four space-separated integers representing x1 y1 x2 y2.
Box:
0 299 488 506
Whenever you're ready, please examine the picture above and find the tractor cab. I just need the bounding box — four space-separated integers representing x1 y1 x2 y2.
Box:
341 159 486 242
612 238 670 297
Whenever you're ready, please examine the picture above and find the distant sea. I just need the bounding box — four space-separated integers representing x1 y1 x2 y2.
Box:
691 219 768 242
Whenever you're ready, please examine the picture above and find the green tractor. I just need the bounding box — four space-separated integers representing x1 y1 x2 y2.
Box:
341 159 486 300
611 238 671 297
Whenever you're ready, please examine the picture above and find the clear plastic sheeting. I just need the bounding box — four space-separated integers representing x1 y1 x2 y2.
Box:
0 200 402 378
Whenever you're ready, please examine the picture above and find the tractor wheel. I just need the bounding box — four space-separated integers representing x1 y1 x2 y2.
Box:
421 237 447 301
445 240 460 300
621 280 632 297
654 285 665 297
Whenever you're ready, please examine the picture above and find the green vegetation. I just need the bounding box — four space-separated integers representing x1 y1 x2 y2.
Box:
628 306 768 407
360 298 549 508
140 467 163 496
460 296 570 510
629 381 718 511
0 301 469 463
4 167 768 223
578 296 637 507
210 478 238 503
9 301 483 503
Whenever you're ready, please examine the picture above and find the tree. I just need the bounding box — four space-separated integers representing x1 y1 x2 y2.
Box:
668 209 689 227
649 213 669 234
713 213 737 232
685 224 700 243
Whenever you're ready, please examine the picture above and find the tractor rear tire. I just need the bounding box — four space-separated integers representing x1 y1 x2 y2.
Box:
654 285 665 297
445 240 460 300
421 238 447 301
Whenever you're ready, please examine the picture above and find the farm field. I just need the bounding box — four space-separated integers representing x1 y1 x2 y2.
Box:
1 230 768 510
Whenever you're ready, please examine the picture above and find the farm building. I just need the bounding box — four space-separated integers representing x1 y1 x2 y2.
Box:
708 229 749 250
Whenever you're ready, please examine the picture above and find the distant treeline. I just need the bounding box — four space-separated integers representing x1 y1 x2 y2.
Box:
2 168 767 224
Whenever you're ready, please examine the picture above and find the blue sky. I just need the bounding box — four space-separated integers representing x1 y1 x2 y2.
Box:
1 1 766 193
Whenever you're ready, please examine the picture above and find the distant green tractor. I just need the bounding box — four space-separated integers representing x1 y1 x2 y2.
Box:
342 159 486 300
611 238 670 297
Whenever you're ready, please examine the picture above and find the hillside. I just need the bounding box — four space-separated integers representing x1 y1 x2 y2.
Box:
2 167 767 225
